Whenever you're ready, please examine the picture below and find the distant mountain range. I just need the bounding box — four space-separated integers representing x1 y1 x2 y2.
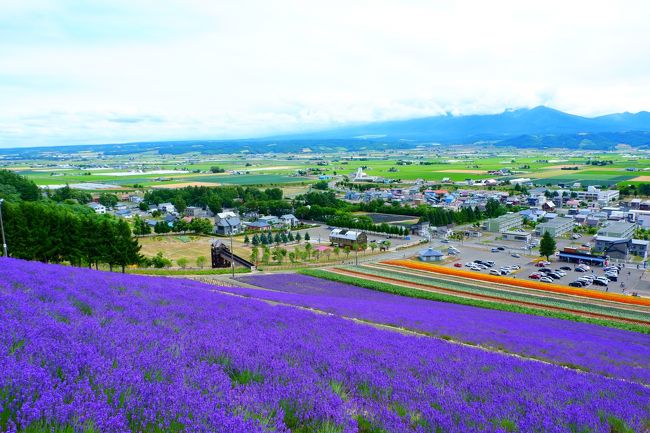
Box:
274 106 650 145
2 106 649 157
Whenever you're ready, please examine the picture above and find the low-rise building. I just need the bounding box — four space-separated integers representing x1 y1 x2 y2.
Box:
501 230 532 243
534 217 574 237
88 202 106 214
484 213 523 233
214 216 241 236
418 247 444 262
329 229 368 247
575 186 619 203
280 214 299 227
158 203 176 214
597 221 635 240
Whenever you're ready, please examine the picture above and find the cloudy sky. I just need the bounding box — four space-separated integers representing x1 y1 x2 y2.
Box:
1 0 649 148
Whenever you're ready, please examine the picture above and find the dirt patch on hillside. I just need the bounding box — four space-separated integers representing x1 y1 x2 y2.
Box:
437 169 486 174
630 176 650 182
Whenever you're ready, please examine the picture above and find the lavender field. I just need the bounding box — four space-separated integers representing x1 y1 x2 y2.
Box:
1 258 649 433
233 274 650 385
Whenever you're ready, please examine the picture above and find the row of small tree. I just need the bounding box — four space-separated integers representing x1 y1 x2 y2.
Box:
244 231 310 246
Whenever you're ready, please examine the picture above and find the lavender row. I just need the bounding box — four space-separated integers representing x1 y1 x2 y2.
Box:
0 258 648 433
235 273 650 385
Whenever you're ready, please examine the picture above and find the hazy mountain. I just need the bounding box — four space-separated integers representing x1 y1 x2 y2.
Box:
274 106 650 143
1 106 649 157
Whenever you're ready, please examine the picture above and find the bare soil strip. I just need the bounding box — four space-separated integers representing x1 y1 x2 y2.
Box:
631 175 650 182
328 268 650 326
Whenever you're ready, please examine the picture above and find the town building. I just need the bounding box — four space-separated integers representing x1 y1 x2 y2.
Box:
484 213 523 233
534 217 574 237
280 214 299 227
597 221 635 240
185 206 212 218
418 247 444 262
88 203 106 214
501 231 532 243
329 229 368 247
575 186 619 203
158 203 176 214
214 216 241 236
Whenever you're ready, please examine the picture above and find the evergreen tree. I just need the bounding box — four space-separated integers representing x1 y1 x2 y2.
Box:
274 233 281 245
304 232 310 241
113 220 142 272
281 232 288 244
287 231 294 242
539 231 557 260
295 232 302 242
243 234 250 245
252 234 260 246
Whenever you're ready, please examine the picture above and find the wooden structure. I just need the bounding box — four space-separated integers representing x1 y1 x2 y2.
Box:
211 241 255 270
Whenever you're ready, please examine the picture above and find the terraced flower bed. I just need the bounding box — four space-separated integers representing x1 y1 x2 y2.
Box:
235 273 650 385
384 259 650 307
1 258 649 433
346 264 650 323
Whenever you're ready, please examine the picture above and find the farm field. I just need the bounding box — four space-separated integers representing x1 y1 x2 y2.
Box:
9 151 650 188
1 258 649 433
232 273 650 385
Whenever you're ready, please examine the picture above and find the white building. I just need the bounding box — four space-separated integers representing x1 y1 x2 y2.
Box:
88 202 106 214
158 203 177 214
575 186 619 203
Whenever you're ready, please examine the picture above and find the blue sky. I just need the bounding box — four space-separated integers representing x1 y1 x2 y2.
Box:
1 0 649 148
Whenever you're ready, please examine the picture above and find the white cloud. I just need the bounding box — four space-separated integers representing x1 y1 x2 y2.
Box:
0 0 649 147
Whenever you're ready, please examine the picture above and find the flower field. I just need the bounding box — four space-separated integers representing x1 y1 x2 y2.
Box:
1 258 649 433
234 273 650 385
383 260 650 307
339 264 650 324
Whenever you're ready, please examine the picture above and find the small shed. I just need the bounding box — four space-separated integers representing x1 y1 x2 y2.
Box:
418 247 444 262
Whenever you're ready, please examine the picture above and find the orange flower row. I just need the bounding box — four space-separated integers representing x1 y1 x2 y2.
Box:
382 260 650 307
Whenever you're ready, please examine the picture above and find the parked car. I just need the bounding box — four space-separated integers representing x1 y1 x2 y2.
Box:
510 264 521 270
592 279 608 286
559 266 572 271
568 281 584 287
441 239 450 243
454 263 463 268
529 273 541 279
511 253 521 258
491 247 499 252
539 277 554 283
604 273 618 281
547 273 562 280
489 269 501 276
497 246 505 251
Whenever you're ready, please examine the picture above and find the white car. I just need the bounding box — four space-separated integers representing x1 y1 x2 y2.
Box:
539 277 554 283
489 269 501 276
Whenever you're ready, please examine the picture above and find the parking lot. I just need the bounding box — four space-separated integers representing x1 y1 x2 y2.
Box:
424 239 649 296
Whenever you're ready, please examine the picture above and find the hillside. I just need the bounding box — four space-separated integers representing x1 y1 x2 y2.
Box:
1 258 648 432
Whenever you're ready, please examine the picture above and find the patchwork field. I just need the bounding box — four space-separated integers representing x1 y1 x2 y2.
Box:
1 258 649 433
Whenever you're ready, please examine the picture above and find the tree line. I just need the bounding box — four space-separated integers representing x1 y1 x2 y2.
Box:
0 170 141 271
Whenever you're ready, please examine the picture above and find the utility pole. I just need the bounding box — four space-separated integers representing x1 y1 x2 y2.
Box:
0 199 7 257
226 219 235 279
